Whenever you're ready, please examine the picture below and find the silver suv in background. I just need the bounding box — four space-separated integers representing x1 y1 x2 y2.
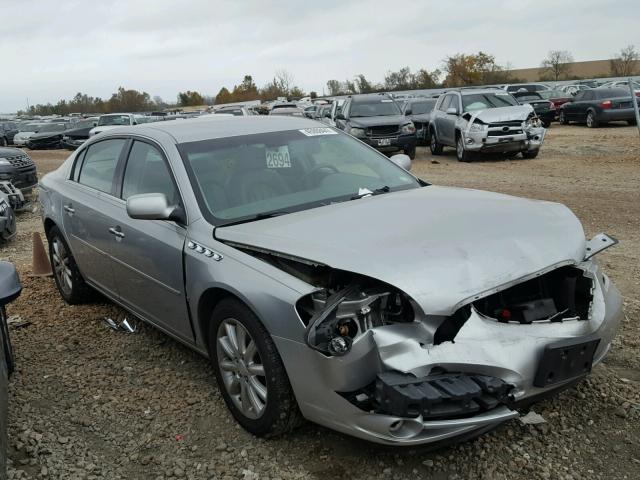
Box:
429 89 546 161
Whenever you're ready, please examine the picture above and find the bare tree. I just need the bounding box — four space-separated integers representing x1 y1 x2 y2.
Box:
539 50 574 81
274 69 294 96
610 45 639 77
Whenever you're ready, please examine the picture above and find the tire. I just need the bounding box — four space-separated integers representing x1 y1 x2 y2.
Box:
404 146 416 160
209 298 302 437
455 133 471 162
522 149 539 159
559 110 569 125
627 119 637 126
47 226 94 304
0 137 6 147
586 110 599 128
541 120 551 128
0 308 14 376
429 128 443 155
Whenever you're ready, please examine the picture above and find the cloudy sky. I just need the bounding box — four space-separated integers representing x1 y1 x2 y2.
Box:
1 0 638 112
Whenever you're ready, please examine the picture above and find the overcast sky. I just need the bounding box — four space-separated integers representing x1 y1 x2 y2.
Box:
1 0 638 112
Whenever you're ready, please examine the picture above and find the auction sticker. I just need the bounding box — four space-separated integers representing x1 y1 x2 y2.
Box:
298 127 338 136
266 146 291 168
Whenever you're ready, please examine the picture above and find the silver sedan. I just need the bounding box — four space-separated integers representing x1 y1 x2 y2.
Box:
39 117 622 445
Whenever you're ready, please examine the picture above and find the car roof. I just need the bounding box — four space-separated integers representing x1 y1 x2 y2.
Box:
100 116 323 144
456 88 506 96
351 93 393 102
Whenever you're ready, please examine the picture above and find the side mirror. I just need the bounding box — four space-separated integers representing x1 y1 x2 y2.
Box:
132 121 138 125
405 109 413 115
126 193 183 222
446 107 458 115
390 153 412 171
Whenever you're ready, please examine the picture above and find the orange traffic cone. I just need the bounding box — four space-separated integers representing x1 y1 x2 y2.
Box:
31 232 53 277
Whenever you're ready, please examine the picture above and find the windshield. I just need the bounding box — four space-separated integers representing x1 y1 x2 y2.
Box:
19 123 43 132
462 92 519 112
539 90 566 99
98 115 131 126
73 119 96 129
38 123 67 133
409 100 436 115
350 99 401 117
178 128 420 224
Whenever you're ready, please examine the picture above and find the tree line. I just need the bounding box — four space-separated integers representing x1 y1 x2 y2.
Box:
19 45 638 116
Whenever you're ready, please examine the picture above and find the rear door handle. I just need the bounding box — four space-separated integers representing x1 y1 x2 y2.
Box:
63 204 75 214
108 227 125 238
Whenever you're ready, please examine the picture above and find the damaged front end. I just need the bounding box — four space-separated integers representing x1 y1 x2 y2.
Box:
246 234 623 445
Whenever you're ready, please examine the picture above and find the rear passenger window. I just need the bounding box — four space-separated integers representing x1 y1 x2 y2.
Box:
122 141 179 204
78 139 126 194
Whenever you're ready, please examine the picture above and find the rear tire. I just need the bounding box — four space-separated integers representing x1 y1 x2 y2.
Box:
47 226 94 304
586 110 599 128
455 133 471 162
522 149 539 159
209 298 303 437
429 128 443 155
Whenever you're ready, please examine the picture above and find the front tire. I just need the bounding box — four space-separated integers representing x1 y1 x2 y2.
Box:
209 298 302 437
429 128 443 155
455 134 471 162
47 226 94 304
522 149 539 159
404 146 416 160
559 110 569 125
586 110 599 128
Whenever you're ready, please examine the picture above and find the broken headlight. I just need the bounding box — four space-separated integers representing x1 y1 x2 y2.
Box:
348 127 366 138
400 122 416 134
468 122 486 133
525 116 542 128
300 283 415 356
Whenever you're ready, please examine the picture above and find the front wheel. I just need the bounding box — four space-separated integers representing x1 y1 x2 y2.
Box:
47 226 94 304
404 146 416 160
456 134 471 162
522 149 539 159
559 110 569 125
209 298 302 437
429 129 443 155
586 110 599 128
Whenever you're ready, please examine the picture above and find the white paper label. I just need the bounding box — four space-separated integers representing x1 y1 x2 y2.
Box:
298 127 338 136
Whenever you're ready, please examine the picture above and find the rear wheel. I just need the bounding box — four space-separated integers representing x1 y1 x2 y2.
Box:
47 226 94 304
455 134 471 162
586 110 599 128
429 128 443 155
209 298 302 437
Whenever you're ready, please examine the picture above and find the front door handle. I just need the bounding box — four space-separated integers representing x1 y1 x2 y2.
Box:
108 227 125 238
63 204 75 214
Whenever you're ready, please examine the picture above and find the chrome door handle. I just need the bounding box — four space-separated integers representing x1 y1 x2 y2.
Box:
108 227 125 238
63 204 75 214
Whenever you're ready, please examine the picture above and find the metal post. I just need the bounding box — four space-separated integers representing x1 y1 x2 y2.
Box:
629 77 640 138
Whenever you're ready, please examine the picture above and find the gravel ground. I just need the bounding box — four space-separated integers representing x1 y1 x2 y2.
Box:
1 124 639 480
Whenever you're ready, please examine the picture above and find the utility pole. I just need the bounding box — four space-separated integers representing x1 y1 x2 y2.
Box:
629 78 640 138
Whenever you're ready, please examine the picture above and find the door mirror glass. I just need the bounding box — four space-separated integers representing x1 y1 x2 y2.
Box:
126 193 182 222
390 153 412 171
446 107 458 115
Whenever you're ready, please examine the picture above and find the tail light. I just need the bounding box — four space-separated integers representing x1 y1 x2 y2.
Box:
601 100 612 109
549 102 556 110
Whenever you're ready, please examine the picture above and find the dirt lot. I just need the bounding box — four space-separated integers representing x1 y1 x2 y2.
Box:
2 124 639 480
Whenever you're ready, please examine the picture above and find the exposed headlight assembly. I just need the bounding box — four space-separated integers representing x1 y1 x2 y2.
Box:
401 122 416 134
468 122 486 133
525 117 542 128
301 283 415 357
348 127 366 138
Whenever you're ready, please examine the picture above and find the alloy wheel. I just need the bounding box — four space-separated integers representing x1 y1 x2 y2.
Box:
587 112 594 127
51 237 73 295
216 318 267 419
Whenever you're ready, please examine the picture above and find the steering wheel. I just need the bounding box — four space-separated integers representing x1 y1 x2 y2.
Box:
303 164 340 184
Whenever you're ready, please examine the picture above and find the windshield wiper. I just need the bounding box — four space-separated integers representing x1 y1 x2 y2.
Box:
350 185 390 200
217 211 290 228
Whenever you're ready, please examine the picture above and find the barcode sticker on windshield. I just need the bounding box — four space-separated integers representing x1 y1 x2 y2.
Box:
298 127 337 136
266 146 291 168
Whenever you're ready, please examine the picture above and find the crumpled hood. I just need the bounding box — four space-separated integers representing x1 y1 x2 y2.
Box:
349 115 408 128
408 113 432 123
216 186 586 315
471 105 534 124
29 131 63 141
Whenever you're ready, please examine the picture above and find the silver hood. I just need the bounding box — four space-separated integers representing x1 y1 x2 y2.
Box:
470 105 534 123
216 186 585 315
